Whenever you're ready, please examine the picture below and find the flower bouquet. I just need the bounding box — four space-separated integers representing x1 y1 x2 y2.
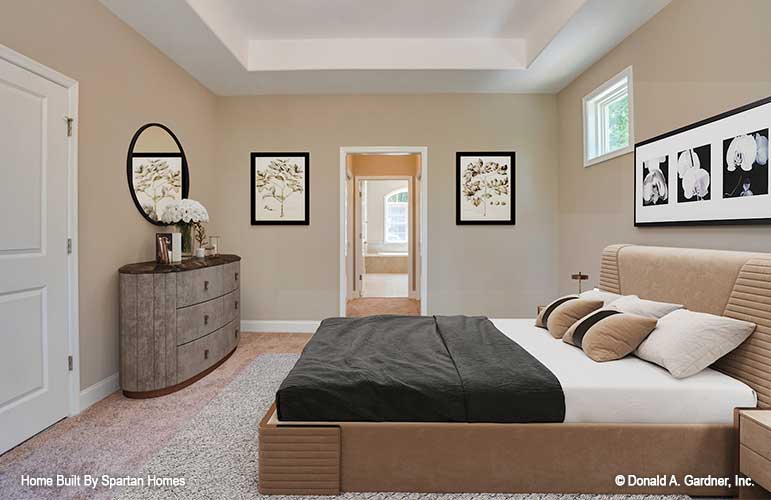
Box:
159 199 209 257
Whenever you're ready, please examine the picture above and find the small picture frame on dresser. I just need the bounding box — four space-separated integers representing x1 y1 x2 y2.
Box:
155 233 172 264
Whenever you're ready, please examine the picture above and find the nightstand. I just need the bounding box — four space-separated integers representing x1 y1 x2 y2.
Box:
739 410 771 499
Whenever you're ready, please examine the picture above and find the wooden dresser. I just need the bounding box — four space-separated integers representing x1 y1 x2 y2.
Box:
119 254 241 398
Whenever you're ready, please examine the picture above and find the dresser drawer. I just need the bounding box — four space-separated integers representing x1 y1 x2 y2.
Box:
223 261 240 293
740 445 771 491
176 319 240 383
741 413 771 462
176 296 224 346
222 318 240 354
223 289 240 324
177 266 223 307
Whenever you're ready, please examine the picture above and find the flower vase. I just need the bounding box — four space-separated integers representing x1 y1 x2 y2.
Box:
178 224 193 257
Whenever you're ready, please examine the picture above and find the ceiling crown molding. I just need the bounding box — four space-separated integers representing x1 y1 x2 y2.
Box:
100 0 671 95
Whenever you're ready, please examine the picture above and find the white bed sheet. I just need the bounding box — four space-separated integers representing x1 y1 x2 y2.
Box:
491 319 756 424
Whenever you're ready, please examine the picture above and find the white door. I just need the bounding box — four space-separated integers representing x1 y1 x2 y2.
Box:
0 56 70 454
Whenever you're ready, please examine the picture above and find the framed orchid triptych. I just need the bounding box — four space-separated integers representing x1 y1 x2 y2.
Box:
456 151 515 225
635 96 770 226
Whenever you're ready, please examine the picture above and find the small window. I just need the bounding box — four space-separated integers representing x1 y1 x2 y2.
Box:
583 66 634 167
384 188 408 244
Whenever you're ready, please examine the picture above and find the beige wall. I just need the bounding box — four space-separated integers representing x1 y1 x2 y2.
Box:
556 0 771 295
0 0 218 389
214 94 559 319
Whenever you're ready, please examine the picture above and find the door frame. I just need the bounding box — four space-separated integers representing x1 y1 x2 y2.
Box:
0 45 81 415
355 175 413 299
339 146 428 316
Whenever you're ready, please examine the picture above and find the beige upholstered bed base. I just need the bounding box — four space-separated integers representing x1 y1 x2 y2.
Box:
259 244 771 496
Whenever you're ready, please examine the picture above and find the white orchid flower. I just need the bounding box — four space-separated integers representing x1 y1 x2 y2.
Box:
682 168 710 200
643 169 668 204
726 134 757 172
677 149 699 178
755 132 768 166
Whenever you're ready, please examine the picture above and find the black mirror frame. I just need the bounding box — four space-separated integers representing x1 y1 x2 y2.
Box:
126 123 190 226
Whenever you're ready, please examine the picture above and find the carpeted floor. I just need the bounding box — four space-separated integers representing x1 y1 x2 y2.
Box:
0 333 696 500
114 354 689 500
0 333 311 500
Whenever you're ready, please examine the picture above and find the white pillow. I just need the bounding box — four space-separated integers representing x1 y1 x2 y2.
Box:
608 295 682 319
579 288 622 306
635 309 755 379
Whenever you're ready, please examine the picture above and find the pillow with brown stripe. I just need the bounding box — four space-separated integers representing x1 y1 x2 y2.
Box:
563 309 658 362
535 295 578 329
545 299 603 339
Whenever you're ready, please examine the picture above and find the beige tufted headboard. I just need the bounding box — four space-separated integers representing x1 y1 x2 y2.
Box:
599 244 771 409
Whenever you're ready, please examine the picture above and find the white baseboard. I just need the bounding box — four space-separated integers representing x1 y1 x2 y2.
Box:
241 320 321 333
79 372 119 412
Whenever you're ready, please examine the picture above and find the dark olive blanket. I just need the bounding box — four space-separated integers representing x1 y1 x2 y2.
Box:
276 315 565 423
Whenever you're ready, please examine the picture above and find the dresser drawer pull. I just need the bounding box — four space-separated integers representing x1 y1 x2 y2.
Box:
235 272 239 281
204 314 209 325
234 328 239 338
204 280 210 291
235 301 239 310
204 349 209 360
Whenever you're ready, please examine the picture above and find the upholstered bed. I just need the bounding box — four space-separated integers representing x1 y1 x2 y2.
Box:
258 244 771 496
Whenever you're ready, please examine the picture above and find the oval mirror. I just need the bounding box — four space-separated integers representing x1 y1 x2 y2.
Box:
126 123 189 225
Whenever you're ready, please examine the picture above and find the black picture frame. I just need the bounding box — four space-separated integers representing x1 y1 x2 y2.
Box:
456 151 516 225
126 123 189 226
250 152 310 225
634 95 771 227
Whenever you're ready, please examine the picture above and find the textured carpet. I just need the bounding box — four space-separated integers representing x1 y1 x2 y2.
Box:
0 334 312 500
115 353 690 500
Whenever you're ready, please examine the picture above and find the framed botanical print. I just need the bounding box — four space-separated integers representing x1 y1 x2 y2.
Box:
635 96 770 226
456 151 515 225
251 152 310 225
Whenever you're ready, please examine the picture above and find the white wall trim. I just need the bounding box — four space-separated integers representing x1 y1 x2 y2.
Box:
241 320 321 333
79 373 119 412
0 44 81 416
339 147 428 317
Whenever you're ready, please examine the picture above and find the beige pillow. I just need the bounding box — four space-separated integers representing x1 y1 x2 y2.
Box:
608 295 682 319
563 309 657 362
546 299 603 339
535 295 578 328
579 288 622 306
635 309 755 378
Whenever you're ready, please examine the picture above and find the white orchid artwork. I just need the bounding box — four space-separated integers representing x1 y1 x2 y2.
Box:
723 129 769 198
642 156 668 206
677 146 711 202
132 157 182 221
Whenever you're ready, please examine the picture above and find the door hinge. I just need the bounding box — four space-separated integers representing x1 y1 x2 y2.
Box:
65 116 73 137
67 238 72 254
68 355 73 371
359 274 362 281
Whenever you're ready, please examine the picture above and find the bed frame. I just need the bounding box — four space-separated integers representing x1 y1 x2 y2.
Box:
258 244 771 496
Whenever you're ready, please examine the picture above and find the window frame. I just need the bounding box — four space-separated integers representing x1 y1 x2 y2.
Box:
582 66 634 167
383 188 409 244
